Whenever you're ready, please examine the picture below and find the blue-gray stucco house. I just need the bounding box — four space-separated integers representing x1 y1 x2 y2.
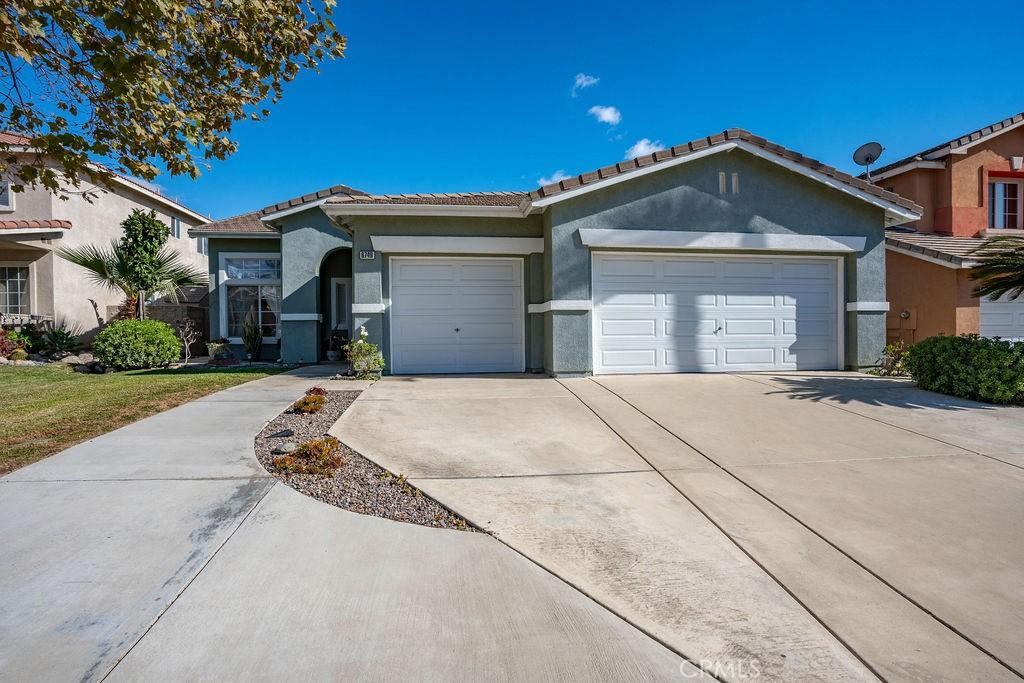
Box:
190 129 922 376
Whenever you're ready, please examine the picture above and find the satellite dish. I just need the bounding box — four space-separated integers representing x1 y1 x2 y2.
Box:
853 141 884 181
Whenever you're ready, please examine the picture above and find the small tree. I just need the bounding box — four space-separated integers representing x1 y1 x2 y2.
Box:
58 209 206 318
174 318 200 365
120 210 170 318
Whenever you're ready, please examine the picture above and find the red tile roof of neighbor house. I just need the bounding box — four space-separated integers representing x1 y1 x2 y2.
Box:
885 228 986 266
0 132 31 146
194 128 923 234
0 219 72 230
869 111 1024 177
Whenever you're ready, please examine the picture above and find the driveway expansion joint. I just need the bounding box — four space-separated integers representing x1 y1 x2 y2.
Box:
586 376 1024 680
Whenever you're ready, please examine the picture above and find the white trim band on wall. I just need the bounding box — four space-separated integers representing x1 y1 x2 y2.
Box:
369 236 544 254
280 313 322 321
577 229 867 253
527 300 593 314
352 303 386 314
846 301 890 312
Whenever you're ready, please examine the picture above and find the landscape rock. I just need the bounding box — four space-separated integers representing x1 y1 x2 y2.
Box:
27 353 46 362
0 357 9 365
73 364 92 373
272 442 299 455
90 362 106 374
270 428 294 438
49 351 71 361
59 354 83 365
77 352 94 363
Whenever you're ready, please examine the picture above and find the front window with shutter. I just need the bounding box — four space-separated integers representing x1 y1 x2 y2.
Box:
0 182 13 211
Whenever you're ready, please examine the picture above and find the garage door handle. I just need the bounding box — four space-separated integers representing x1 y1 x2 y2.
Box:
454 327 460 332
714 326 723 334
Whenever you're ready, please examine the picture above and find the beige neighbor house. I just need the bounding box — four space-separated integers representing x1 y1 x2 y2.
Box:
0 133 210 339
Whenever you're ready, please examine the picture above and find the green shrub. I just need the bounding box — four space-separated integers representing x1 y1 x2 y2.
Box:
903 334 1024 404
93 319 182 369
0 328 24 358
8 347 28 361
44 327 80 354
272 436 343 475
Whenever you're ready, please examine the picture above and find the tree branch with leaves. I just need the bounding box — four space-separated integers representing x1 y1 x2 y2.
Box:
1 0 345 197
970 235 1024 302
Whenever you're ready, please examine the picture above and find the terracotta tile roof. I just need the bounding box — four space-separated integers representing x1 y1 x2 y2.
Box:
885 228 985 266
529 128 922 214
191 211 276 235
870 111 1024 177
258 183 367 215
328 191 527 207
0 132 31 146
0 219 72 230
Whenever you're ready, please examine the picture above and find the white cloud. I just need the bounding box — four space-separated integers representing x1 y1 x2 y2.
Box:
571 73 599 97
538 170 571 186
587 105 622 126
625 138 666 159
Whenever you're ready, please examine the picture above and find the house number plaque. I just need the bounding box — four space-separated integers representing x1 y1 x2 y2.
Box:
358 250 376 260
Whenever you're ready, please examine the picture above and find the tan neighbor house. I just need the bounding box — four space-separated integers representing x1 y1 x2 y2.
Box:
871 112 1024 343
0 133 210 339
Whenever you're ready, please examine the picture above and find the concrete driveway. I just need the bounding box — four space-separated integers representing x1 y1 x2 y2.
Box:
336 372 1024 682
0 369 687 681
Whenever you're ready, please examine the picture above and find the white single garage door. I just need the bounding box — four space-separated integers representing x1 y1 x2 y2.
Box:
592 253 840 374
981 294 1024 340
390 257 525 374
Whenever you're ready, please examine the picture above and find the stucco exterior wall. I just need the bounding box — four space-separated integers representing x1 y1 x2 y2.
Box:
1 172 209 338
347 214 545 372
882 126 1024 237
885 250 980 343
543 151 889 372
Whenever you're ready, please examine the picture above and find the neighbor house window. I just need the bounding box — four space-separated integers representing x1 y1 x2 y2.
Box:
990 181 1022 229
196 236 208 256
0 181 13 211
170 216 181 238
0 265 29 314
220 254 281 339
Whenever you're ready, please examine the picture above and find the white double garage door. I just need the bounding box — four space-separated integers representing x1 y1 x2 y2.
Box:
389 254 842 375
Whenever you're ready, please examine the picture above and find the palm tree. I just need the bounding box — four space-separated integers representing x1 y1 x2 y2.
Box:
58 241 208 319
970 235 1024 301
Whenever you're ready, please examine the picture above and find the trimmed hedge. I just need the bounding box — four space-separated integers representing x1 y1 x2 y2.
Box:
93 319 182 369
903 334 1024 404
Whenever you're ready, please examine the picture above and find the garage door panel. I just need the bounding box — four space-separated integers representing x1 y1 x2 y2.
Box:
723 260 776 279
782 261 833 280
594 254 839 374
665 319 717 336
663 259 717 278
665 348 717 368
391 258 524 374
600 318 657 337
981 295 1024 340
599 258 657 277
599 291 658 307
394 263 456 282
725 318 775 335
391 288 457 314
663 291 716 308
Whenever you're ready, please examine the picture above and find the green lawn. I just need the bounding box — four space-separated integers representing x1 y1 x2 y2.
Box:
0 364 284 475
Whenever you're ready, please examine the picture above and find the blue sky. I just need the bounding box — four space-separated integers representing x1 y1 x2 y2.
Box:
158 0 1024 220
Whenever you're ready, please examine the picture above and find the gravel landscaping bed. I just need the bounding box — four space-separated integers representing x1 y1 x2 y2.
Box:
255 390 473 531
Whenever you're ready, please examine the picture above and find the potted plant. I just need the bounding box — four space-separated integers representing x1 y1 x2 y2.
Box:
206 337 233 360
325 329 348 362
242 318 263 362
344 326 385 379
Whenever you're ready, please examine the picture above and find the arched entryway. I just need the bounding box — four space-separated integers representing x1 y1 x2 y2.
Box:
318 247 353 360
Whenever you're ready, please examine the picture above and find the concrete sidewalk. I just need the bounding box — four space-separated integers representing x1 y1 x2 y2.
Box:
0 369 686 681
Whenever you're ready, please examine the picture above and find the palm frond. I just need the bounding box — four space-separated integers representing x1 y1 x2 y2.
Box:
148 248 209 303
55 241 133 296
969 235 1024 300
